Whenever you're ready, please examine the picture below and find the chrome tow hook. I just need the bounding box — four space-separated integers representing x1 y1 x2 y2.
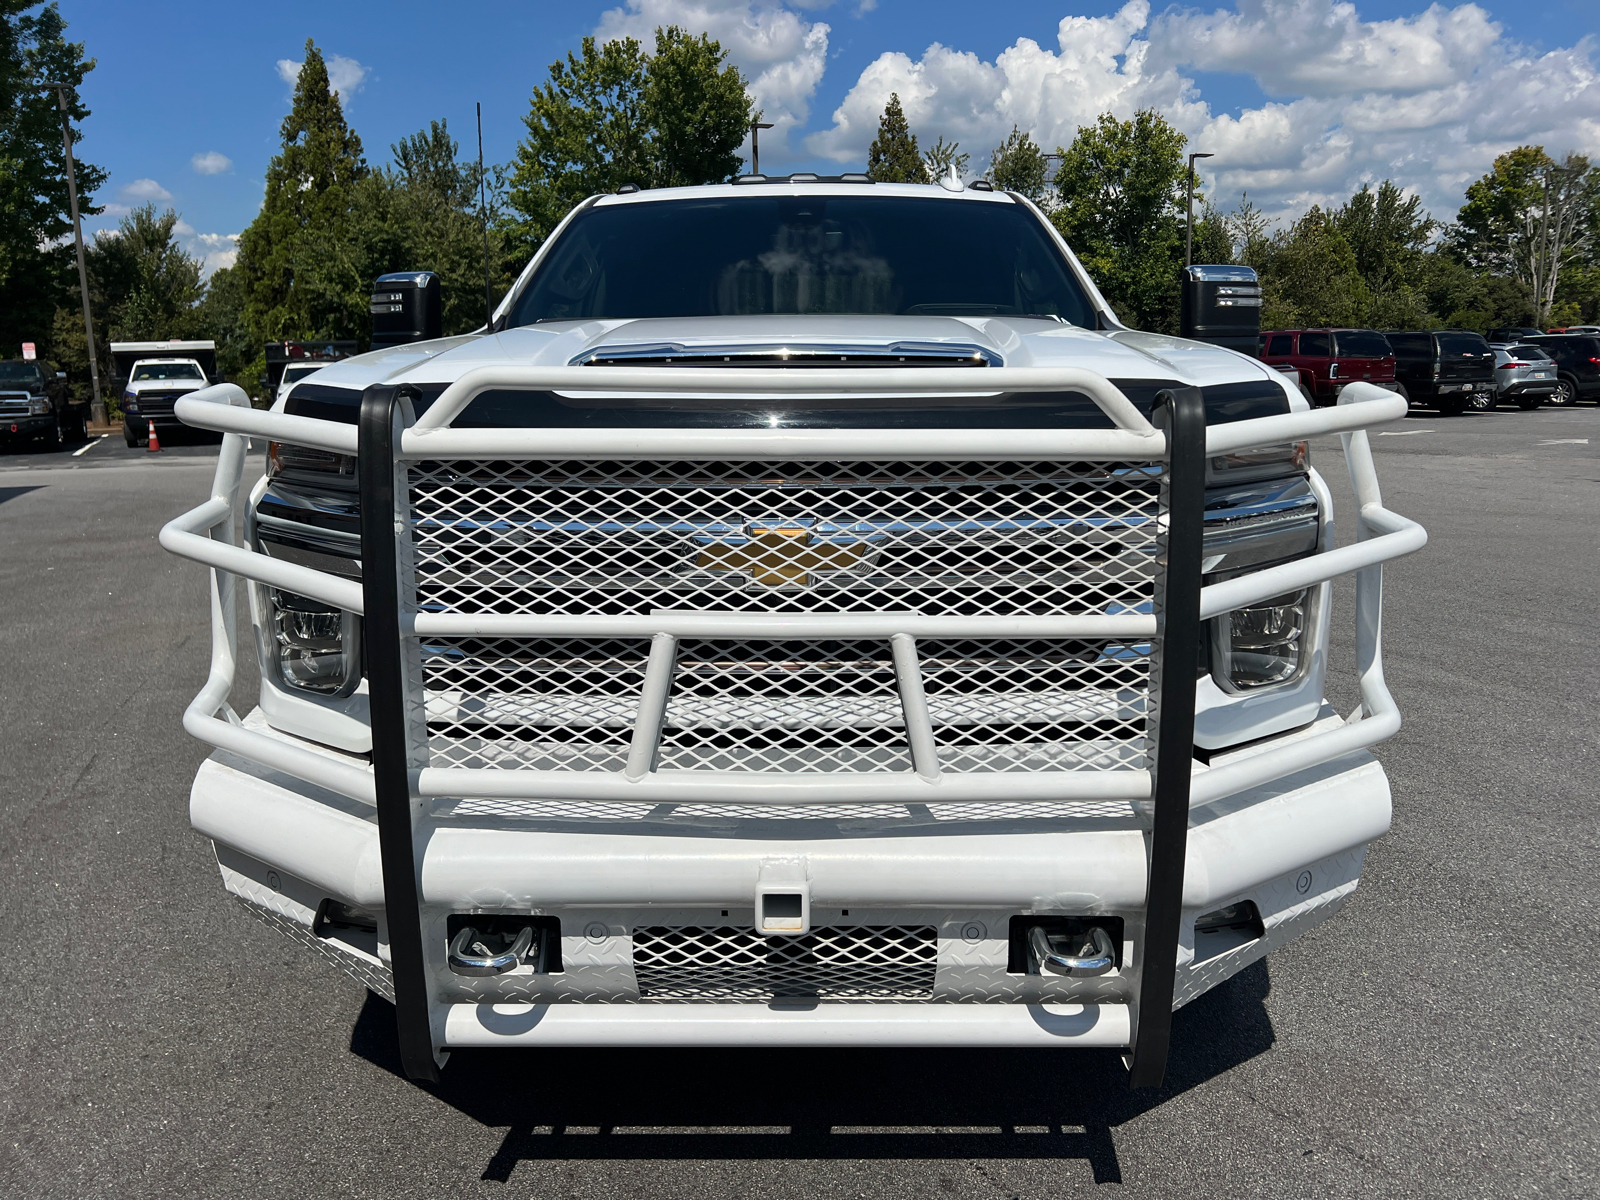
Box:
1029 923 1117 977
448 924 534 976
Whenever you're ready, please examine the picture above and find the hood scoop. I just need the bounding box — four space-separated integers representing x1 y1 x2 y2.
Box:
570 340 1001 368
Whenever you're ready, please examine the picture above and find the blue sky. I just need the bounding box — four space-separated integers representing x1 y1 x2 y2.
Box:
61 0 1600 273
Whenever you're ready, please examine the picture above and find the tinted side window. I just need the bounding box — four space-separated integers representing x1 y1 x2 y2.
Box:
1386 333 1428 357
1267 333 1293 355
1299 332 1330 356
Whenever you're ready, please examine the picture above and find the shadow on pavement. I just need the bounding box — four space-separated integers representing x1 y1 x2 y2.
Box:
348 961 1274 1184
0 485 44 504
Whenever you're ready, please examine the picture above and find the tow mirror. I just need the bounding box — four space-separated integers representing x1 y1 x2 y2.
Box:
370 271 442 350
1181 265 1261 354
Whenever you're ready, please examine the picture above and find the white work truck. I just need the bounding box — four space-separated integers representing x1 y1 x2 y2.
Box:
162 177 1424 1086
112 340 217 446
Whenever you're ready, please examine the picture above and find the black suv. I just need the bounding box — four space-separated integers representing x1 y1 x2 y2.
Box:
1526 334 1600 406
1486 327 1544 344
1381 331 1497 415
0 358 85 449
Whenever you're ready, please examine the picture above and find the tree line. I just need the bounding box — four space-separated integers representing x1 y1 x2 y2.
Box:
864 95 1599 335
4 10 1597 408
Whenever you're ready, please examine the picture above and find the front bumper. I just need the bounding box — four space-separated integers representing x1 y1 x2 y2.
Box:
194 706 1389 1046
1 413 54 437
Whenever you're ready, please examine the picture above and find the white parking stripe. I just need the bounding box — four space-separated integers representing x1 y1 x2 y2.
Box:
1376 430 1434 436
1537 438 1588 445
71 434 108 457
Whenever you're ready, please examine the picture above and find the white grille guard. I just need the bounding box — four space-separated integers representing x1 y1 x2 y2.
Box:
163 368 1421 812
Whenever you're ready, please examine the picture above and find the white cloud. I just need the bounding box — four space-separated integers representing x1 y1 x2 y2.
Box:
185 231 240 279
595 0 830 166
806 0 1600 226
191 151 232 175
117 178 174 203
276 52 369 105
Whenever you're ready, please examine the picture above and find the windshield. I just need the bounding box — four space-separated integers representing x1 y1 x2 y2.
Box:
1436 333 1491 358
510 195 1095 327
283 365 323 384
132 362 203 381
1333 330 1391 358
0 362 43 386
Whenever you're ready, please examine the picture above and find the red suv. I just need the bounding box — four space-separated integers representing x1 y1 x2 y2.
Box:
1257 328 1397 406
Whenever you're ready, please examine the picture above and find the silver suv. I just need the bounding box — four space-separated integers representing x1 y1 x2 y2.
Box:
1492 344 1557 409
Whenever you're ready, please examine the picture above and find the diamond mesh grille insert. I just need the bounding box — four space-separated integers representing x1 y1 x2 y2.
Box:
408 459 1159 617
408 459 1159 776
631 925 938 1000
423 637 651 770
656 639 910 772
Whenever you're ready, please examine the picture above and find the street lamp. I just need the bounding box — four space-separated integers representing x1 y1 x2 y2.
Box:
1186 151 1214 268
41 81 104 425
749 121 774 175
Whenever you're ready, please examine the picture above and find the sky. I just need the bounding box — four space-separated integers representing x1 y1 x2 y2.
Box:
60 0 1600 277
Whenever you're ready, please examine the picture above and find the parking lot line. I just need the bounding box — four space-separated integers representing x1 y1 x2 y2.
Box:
1537 439 1588 445
1377 430 1433 436
71 435 107 457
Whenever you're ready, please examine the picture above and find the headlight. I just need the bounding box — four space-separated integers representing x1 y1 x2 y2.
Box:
1207 441 1307 486
271 589 361 695
28 396 51 415
123 391 138 412
1211 587 1311 691
267 440 357 483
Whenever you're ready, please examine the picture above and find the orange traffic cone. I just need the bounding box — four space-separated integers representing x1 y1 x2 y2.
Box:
147 419 161 452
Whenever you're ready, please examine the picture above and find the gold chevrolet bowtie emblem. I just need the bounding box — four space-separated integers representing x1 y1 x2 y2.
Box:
696 525 864 586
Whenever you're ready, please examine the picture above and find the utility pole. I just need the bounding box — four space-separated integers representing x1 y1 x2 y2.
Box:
749 121 774 175
42 82 104 426
1186 151 1214 267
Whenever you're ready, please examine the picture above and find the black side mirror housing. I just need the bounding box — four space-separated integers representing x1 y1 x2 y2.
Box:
370 271 442 350
1180 265 1261 354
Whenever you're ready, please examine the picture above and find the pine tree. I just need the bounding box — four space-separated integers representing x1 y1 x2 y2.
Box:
236 40 370 342
866 93 927 184
988 126 1048 202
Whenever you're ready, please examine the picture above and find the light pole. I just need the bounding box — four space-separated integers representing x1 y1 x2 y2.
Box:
749 121 774 175
42 81 104 425
1186 152 1214 268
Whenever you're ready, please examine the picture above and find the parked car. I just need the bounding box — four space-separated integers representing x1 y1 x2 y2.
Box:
1381 330 1497 415
1546 325 1600 335
1492 345 1557 409
0 357 86 449
1486 327 1544 344
1256 327 1397 406
1526 333 1600 406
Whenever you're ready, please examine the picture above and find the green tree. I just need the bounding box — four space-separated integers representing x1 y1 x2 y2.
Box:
236 39 370 343
922 135 968 184
507 28 753 255
987 125 1048 203
1452 146 1600 325
866 93 927 184
0 2 102 359
1051 110 1188 332
192 262 254 389
643 27 753 188
381 119 513 335
1257 207 1373 330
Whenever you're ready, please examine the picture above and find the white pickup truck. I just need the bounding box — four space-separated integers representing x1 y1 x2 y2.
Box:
112 340 217 446
162 177 1424 1086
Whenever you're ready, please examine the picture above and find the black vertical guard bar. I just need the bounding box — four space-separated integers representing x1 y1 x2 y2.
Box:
1128 386 1207 1089
359 385 440 1083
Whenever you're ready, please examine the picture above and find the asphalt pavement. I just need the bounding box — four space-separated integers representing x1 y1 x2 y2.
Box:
0 407 1595 1198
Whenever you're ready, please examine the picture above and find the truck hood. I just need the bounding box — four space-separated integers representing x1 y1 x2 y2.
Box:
127 377 209 394
301 315 1281 395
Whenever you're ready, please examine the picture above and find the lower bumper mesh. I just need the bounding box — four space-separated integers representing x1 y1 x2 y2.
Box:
632 924 938 1001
